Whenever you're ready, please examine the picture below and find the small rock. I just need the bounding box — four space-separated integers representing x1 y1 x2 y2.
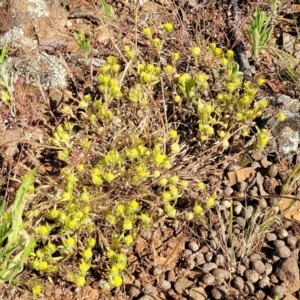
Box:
275 240 286 247
204 252 213 262
167 270 176 282
211 268 230 282
159 280 171 291
244 281 255 293
233 202 243 215
201 273 216 286
251 260 265 274
214 254 225 267
276 245 291 258
143 284 157 295
277 228 289 239
235 216 246 228
286 235 297 248
272 255 281 263
127 285 141 298
265 263 273 275
186 256 196 269
194 252 205 266
268 164 279 178
174 277 193 294
183 249 193 258
236 264 246 276
224 186 233 196
241 206 254 219
236 181 248 192
189 241 200 252
188 287 207 300
241 257 250 269
258 277 270 289
256 290 266 300
210 287 225 299
141 229 152 240
270 274 279 284
266 232 277 241
271 284 287 299
201 262 217 273
232 276 244 291
249 253 262 261
275 257 300 294
244 270 259 283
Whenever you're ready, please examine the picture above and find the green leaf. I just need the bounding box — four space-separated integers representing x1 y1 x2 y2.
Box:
7 167 37 248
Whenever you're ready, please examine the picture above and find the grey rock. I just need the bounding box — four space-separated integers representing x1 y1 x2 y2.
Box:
274 257 300 294
268 164 279 178
214 254 225 267
286 235 297 248
201 262 217 273
258 277 270 289
272 255 281 263
249 253 262 261
277 228 289 239
143 283 157 295
244 270 259 283
236 264 246 276
271 284 287 299
211 287 222 299
188 241 200 252
167 270 176 282
235 216 246 228
244 281 255 293
232 276 244 291
265 263 273 275
127 285 141 298
182 249 193 258
211 268 230 282
204 252 213 262
270 274 279 284
274 240 285 248
194 252 205 266
250 260 265 274
266 232 277 241
174 277 193 294
159 280 171 291
188 287 207 300
256 290 266 300
276 245 291 258
241 206 254 219
201 273 216 286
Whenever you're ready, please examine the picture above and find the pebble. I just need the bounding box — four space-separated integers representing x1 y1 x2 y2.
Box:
211 287 223 299
276 245 291 258
201 273 216 286
201 262 217 273
167 270 176 282
268 164 279 177
266 232 277 241
244 270 259 283
159 280 171 291
271 284 287 299
224 186 233 196
274 240 285 247
292 248 300 260
270 274 279 284
244 281 255 293
174 277 193 294
214 254 225 267
236 181 248 192
188 287 207 300
211 268 230 282
204 252 213 262
241 206 254 219
235 216 246 228
182 249 193 258
265 263 273 275
236 264 246 276
194 252 206 265
272 255 281 263
258 277 270 289
189 241 200 252
233 202 243 215
277 228 289 239
127 285 141 298
286 235 297 248
232 276 244 291
250 260 265 274
249 253 261 261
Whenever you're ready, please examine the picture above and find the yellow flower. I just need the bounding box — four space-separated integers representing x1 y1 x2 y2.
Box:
162 191 172 201
123 219 133 231
194 204 204 215
82 248 93 260
226 49 234 60
191 46 201 56
124 235 134 246
163 22 173 33
277 112 286 122
143 27 153 38
206 196 215 208
197 182 206 191
169 129 178 139
257 77 265 86
74 276 86 287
